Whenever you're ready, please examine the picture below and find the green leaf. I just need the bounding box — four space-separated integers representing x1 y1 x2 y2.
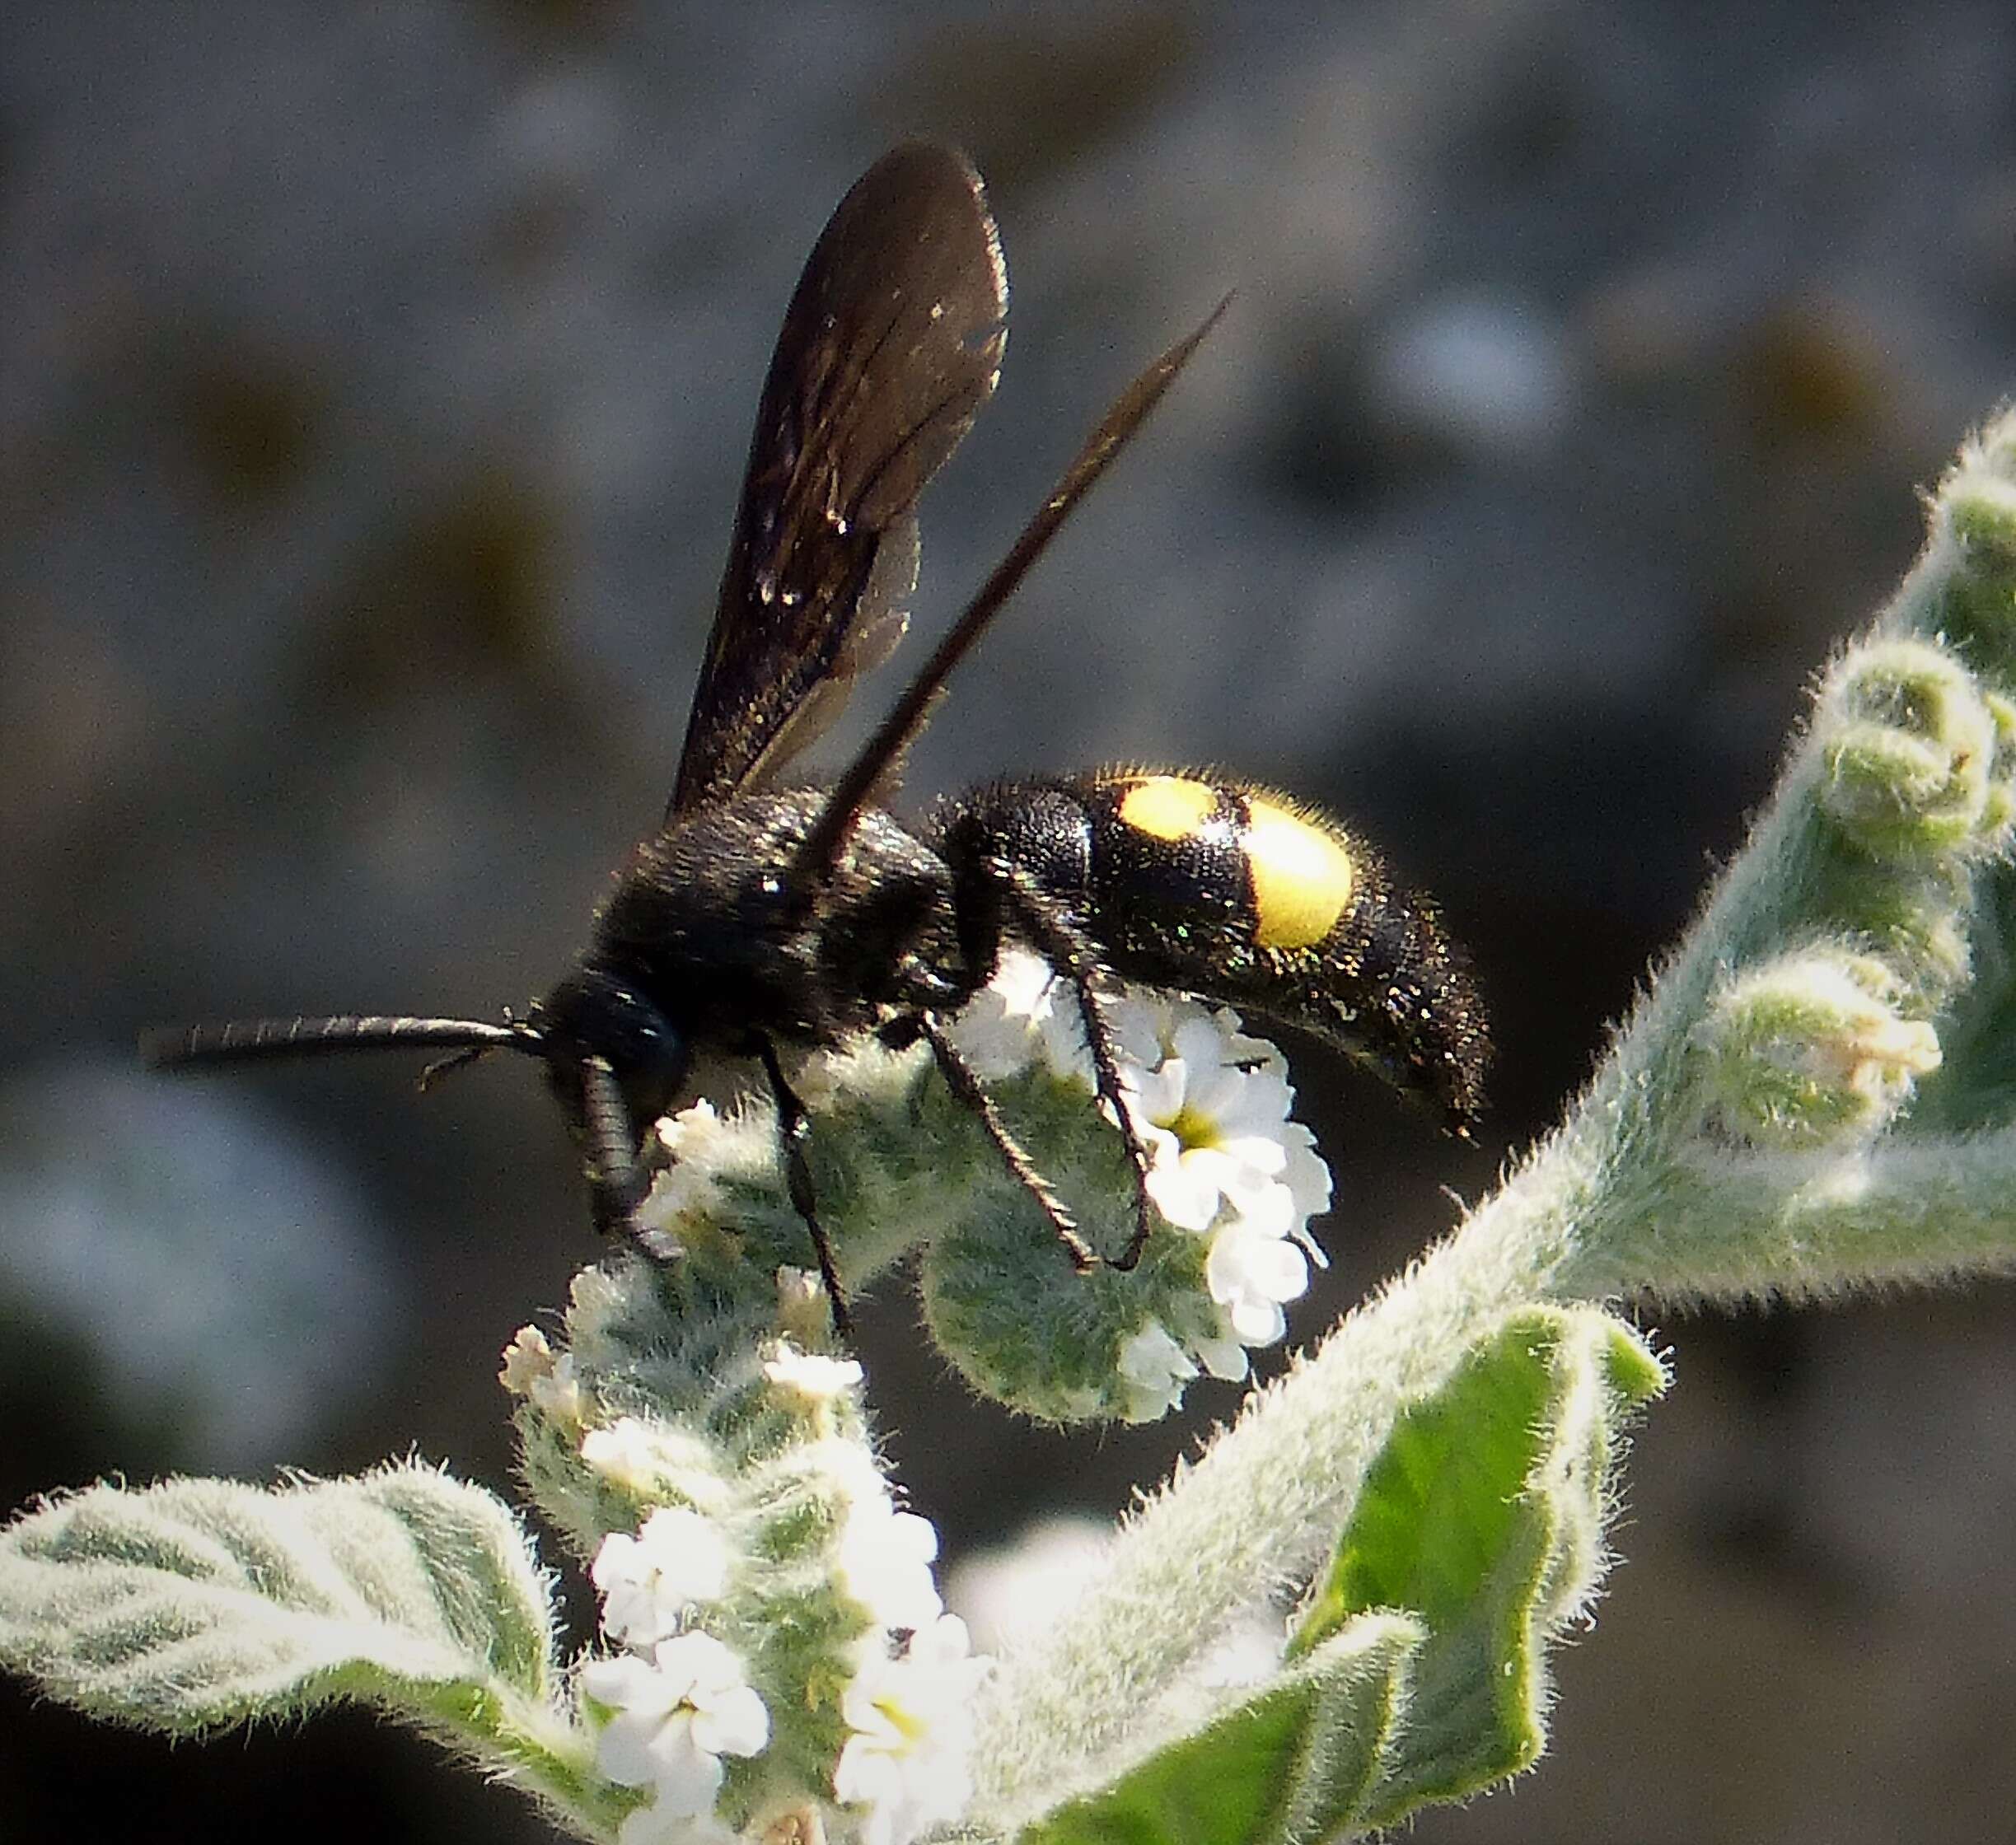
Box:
1298 1306 1664 1829
1017 1307 1663 1845
0 1460 583 1775
1018 1614 1423 1845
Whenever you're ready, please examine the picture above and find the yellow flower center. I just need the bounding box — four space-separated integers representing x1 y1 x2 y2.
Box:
1158 1105 1220 1151
873 1694 928 1748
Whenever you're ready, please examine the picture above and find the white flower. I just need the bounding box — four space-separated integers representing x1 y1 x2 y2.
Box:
576 1418 733 1520
582 1631 769 1823
566 1263 627 1338
499 1324 554 1395
835 1494 943 1633
1082 988 1172 1078
945 948 1059 1078
1116 1322 1198 1423
1204 1217 1310 1347
592 1508 731 1648
581 1417 685 1494
500 1325 589 1424
531 1354 587 1425
833 1615 992 1845
1189 1325 1253 1384
633 1101 733 1256
610 1802 739 1845
762 1341 864 1403
1125 1014 1308 1232
1277 1121 1334 1263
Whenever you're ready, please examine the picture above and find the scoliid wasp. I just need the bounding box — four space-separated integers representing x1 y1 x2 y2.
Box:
145 142 1489 1332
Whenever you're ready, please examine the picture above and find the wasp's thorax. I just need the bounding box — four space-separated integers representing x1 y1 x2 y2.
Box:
578 792 975 1059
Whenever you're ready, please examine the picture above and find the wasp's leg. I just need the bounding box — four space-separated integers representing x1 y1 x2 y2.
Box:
755 1037 853 1337
918 1018 1094 1272
997 873 1159 1271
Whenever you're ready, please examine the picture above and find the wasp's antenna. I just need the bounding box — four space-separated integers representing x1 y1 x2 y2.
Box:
142 1015 541 1072
791 296 1232 890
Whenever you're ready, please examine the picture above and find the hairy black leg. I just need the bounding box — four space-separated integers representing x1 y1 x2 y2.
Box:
579 1054 649 1235
757 1037 853 1337
999 871 1159 1270
920 1020 1094 1272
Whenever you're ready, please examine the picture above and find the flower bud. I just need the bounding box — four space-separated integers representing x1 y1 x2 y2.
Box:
1943 459 2016 573
1691 950 1942 1148
1817 639 2004 857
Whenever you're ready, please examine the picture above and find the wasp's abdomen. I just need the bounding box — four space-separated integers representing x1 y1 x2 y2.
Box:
943 771 1490 1129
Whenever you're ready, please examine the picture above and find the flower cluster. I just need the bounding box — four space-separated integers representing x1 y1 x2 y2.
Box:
950 950 1333 1419
508 1296 994 1844
824 1450 994 1845
578 1510 768 1845
834 1613 993 1845
572 1427 990 1845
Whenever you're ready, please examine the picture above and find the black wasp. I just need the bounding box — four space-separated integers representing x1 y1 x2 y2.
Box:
147 143 1489 1329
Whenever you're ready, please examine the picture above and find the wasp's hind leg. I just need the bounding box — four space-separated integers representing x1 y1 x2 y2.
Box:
998 877 1160 1270
917 1020 1094 1273
755 1038 854 1337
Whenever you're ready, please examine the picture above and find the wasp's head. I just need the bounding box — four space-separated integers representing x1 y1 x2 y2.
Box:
531 963 691 1147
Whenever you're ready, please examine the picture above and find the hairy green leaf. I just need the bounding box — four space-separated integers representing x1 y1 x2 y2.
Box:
1018 1614 1420 1845
1302 1307 1663 1828
1013 1307 1662 1845
0 1461 573 1757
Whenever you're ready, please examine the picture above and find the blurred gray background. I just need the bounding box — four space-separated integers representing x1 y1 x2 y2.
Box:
3 3 2014 1840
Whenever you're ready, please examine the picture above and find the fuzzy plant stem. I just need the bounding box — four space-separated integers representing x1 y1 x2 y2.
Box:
971 409 2016 1825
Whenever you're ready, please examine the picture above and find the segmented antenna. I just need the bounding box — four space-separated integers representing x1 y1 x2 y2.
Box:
141 1015 537 1071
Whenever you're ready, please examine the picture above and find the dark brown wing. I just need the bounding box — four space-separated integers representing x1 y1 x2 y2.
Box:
669 142 1008 816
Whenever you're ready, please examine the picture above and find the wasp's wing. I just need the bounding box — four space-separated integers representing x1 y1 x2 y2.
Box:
793 300 1228 889
669 142 1008 816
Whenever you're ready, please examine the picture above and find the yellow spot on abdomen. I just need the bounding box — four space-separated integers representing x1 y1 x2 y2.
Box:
1117 775 1218 841
1246 799 1356 948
